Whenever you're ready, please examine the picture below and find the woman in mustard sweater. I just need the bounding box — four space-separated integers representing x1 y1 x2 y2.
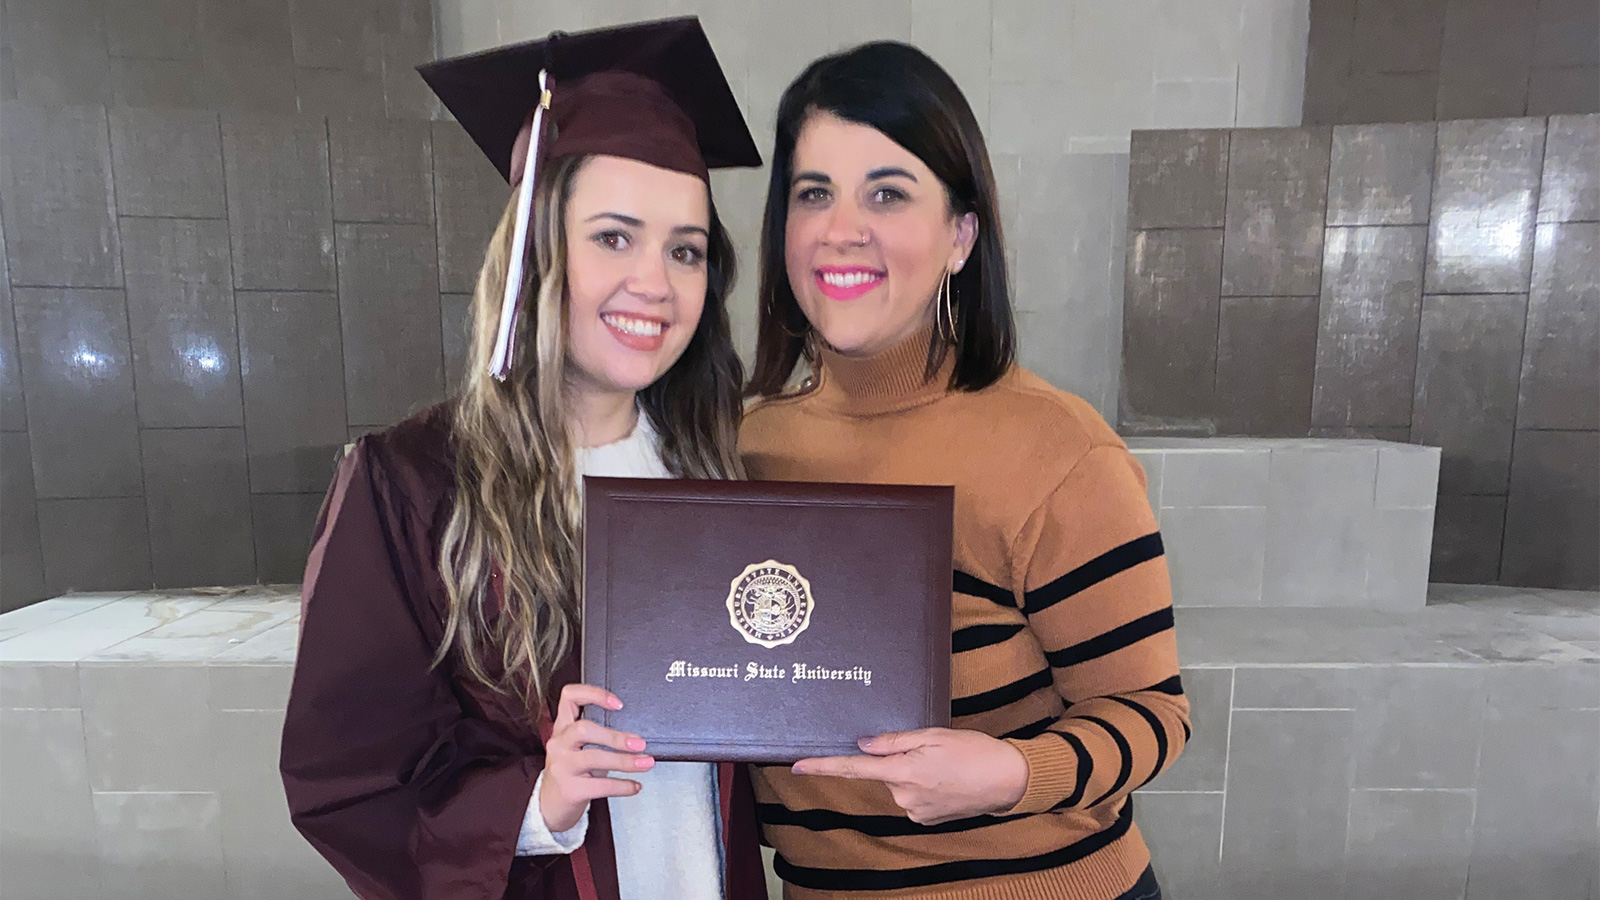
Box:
741 42 1191 900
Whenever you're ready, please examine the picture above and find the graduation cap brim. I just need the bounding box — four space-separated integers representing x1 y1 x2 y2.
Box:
417 16 762 183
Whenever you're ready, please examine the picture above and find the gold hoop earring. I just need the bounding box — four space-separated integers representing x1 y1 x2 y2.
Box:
936 268 957 344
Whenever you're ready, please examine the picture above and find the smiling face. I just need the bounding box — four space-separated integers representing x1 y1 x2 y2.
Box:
562 155 711 399
784 112 977 358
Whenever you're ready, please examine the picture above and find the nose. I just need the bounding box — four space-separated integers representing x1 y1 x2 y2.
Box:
623 248 672 303
821 198 869 247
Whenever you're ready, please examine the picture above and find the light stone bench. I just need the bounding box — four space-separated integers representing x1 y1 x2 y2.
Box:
1127 438 1441 611
3 584 1594 900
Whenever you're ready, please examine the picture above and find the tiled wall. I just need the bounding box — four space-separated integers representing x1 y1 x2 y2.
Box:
436 0 1313 421
1304 0 1599 125
0 0 516 610
1121 116 1600 591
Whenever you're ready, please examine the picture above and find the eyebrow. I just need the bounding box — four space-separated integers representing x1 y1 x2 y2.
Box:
585 212 708 239
867 166 918 182
792 171 832 186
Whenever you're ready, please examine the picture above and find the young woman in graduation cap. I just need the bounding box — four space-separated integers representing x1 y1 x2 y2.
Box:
279 19 770 900
741 43 1190 900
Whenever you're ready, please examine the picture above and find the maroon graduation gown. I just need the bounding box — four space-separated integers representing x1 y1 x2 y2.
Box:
279 406 769 900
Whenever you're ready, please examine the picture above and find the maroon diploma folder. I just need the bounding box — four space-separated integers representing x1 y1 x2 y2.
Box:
581 477 953 762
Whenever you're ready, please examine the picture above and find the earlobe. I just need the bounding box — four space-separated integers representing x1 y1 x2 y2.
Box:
953 212 979 270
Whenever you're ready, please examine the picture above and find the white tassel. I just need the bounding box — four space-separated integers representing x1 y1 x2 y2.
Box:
489 70 551 381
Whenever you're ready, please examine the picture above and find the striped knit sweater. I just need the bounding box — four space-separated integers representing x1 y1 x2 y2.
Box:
739 326 1190 899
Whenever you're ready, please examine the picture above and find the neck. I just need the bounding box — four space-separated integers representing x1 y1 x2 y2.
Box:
814 321 954 416
569 384 639 448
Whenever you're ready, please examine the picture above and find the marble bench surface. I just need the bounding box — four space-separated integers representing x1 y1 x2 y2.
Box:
0 582 1592 669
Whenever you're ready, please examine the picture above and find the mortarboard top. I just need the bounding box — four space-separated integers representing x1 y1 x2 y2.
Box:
417 16 762 185
415 16 761 380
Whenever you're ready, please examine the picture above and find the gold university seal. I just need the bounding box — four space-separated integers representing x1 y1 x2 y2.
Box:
726 561 814 649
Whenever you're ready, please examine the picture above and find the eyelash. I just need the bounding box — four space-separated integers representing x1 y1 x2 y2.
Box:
793 185 908 205
595 231 704 267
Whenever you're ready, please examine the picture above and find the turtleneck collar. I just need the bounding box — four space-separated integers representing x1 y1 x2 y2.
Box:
812 322 955 416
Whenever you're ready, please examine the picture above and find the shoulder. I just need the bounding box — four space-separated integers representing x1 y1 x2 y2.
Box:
957 366 1126 471
349 403 457 526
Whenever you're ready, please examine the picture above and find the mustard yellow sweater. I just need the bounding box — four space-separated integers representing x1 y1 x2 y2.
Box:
740 328 1190 899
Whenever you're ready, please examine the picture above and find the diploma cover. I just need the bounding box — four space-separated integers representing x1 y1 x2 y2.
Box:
581 477 954 762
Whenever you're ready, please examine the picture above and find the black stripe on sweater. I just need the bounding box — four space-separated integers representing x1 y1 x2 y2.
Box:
1081 715 1134 808
1000 716 1056 740
1144 674 1185 695
954 569 1016 608
756 803 1031 837
951 668 1053 718
771 794 1134 891
952 622 1025 653
1022 533 1165 615
1107 695 1169 789
1045 606 1175 669
1054 729 1093 807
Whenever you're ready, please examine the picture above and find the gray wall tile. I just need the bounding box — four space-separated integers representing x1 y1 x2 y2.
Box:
1426 118 1544 295
1468 706 1600 900
92 791 225 900
1430 492 1506 584
1149 668 1233 791
198 0 294 63
108 58 209 110
1128 130 1229 229
381 21 439 120
1366 507 1435 610
1216 296 1318 436
1121 229 1223 427
1411 294 1526 495
1163 506 1266 606
294 67 388 119
80 663 214 791
1345 789 1475 900
1302 0 1356 126
1486 663 1600 711
216 707 353 898
336 223 444 425
432 121 510 294
1151 78 1239 131
140 428 254 589
36 498 152 594
1349 0 1447 75
1161 449 1271 509
0 104 122 288
1375 445 1441 509
250 493 326 584
12 288 142 499
1526 65 1600 117
237 291 346 494
1311 226 1426 429
1502 430 1600 590
1351 666 1486 789
442 292 472 395
202 56 299 115
119 217 243 428
1436 0 1537 120
103 0 201 61
1327 123 1436 227
1 432 47 610
1264 447 1377 606
289 0 383 71
1534 0 1600 66
329 118 433 225
1136 790 1223 900
6 0 112 105
0 234 25 431
1343 71 1441 125
1538 115 1600 224
108 109 226 219
1221 709 1354 900
0 661 83 710
1233 665 1361 709
1222 128 1331 297
0 707 102 899
1518 222 1599 431
222 114 336 291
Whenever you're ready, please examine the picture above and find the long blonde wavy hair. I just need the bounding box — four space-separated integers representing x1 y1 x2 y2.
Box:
438 155 746 710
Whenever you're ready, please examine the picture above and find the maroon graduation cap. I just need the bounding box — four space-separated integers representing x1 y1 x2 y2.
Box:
418 17 762 380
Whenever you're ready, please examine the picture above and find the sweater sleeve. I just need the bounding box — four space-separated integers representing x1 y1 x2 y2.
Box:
1000 444 1191 815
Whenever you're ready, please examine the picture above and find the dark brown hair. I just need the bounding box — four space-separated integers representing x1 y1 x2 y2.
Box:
746 41 1015 397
